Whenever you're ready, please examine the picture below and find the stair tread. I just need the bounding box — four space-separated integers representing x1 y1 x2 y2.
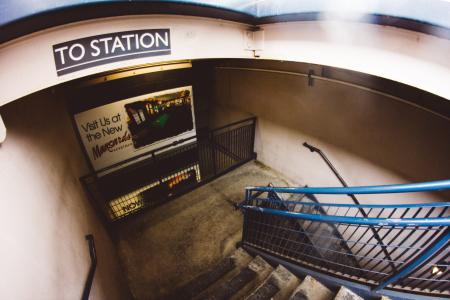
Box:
232 247 254 268
178 257 235 299
246 280 279 300
175 248 252 300
334 286 364 300
207 256 273 300
207 267 258 300
289 275 334 300
247 265 300 300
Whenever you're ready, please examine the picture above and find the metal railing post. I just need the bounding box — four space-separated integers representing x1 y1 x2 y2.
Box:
210 131 217 176
250 118 256 158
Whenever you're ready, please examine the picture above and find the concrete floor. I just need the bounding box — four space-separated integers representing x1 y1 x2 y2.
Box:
114 161 294 300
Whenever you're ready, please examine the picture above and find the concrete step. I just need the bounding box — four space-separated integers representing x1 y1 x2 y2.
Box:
173 244 367 300
206 255 273 300
183 257 234 299
334 286 364 300
246 265 300 300
194 248 253 299
231 247 255 269
288 275 334 300
177 248 252 300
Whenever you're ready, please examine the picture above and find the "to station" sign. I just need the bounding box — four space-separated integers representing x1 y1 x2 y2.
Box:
52 28 171 76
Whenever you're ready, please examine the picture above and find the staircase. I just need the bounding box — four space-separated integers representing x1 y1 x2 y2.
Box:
239 181 450 298
174 248 380 300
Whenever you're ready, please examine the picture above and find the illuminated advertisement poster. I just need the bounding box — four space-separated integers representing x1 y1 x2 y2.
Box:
108 164 201 219
74 86 196 171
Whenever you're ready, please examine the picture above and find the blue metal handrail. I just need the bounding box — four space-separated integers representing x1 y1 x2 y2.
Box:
246 179 450 194
240 180 450 297
239 204 450 227
248 197 450 209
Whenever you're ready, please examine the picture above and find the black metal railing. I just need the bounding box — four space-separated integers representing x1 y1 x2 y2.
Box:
302 142 398 273
239 181 450 297
81 117 256 222
82 234 97 300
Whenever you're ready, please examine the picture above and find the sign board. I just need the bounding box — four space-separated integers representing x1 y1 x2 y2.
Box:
108 164 201 220
74 86 196 171
53 28 171 75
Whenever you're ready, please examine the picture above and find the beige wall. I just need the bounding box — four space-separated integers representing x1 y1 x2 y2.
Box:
259 21 450 99
212 66 450 204
0 92 131 299
1 16 449 107
0 15 251 106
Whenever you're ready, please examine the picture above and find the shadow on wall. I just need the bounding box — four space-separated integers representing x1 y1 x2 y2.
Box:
0 90 132 300
211 66 450 199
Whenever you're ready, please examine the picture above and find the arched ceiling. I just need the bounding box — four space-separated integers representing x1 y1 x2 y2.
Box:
1 0 449 43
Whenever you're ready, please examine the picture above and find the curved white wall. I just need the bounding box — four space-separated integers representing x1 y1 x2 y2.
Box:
0 15 252 106
259 21 450 100
211 65 450 203
0 91 131 299
0 14 449 107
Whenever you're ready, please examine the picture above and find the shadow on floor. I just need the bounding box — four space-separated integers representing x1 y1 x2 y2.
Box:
114 161 293 300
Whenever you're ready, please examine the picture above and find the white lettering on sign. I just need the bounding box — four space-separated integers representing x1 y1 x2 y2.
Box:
111 36 126 53
140 33 155 48
69 43 85 61
52 29 171 75
90 40 100 57
74 86 196 172
54 46 68 64
156 32 169 47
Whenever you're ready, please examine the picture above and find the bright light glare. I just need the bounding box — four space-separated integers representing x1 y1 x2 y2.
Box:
0 114 6 144
431 266 444 276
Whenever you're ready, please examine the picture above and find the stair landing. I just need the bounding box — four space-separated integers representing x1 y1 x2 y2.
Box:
114 161 295 300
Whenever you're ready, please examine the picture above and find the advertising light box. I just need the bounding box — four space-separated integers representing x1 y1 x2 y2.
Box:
74 86 196 171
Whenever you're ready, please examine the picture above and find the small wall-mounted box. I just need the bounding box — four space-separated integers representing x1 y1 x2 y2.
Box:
245 28 264 52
